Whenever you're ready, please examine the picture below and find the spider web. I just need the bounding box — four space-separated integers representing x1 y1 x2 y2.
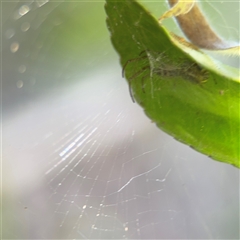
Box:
2 1 239 239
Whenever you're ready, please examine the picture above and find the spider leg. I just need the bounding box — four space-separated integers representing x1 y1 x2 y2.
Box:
122 52 148 77
128 65 150 102
141 74 150 93
128 84 135 103
128 65 150 80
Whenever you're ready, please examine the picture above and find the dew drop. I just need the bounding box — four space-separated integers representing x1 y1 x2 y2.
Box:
10 42 19 53
21 22 30 32
19 5 30 17
36 0 49 7
18 65 26 73
5 29 15 39
16 80 23 88
82 205 86 209
52 18 62 26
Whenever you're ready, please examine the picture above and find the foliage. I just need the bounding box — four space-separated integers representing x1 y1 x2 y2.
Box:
105 0 240 168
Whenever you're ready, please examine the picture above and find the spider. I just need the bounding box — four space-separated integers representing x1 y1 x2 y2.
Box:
122 50 209 102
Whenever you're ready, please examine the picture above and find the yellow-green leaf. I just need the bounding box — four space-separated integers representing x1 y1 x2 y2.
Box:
105 0 240 168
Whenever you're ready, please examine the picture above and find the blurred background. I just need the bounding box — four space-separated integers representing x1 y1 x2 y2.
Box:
2 0 239 239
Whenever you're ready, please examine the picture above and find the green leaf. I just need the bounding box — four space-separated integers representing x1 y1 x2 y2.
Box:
105 0 240 168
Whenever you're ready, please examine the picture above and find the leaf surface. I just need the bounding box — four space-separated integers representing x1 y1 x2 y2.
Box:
105 0 240 168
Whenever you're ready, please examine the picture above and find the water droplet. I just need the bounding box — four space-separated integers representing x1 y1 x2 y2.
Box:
18 65 26 73
52 18 62 26
19 5 30 17
21 22 30 32
58 183 62 186
10 42 19 53
22 49 30 58
16 80 23 88
5 29 15 39
82 205 86 209
36 0 49 7
124 227 128 231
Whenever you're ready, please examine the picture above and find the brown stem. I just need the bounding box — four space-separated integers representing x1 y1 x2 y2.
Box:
168 0 232 50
